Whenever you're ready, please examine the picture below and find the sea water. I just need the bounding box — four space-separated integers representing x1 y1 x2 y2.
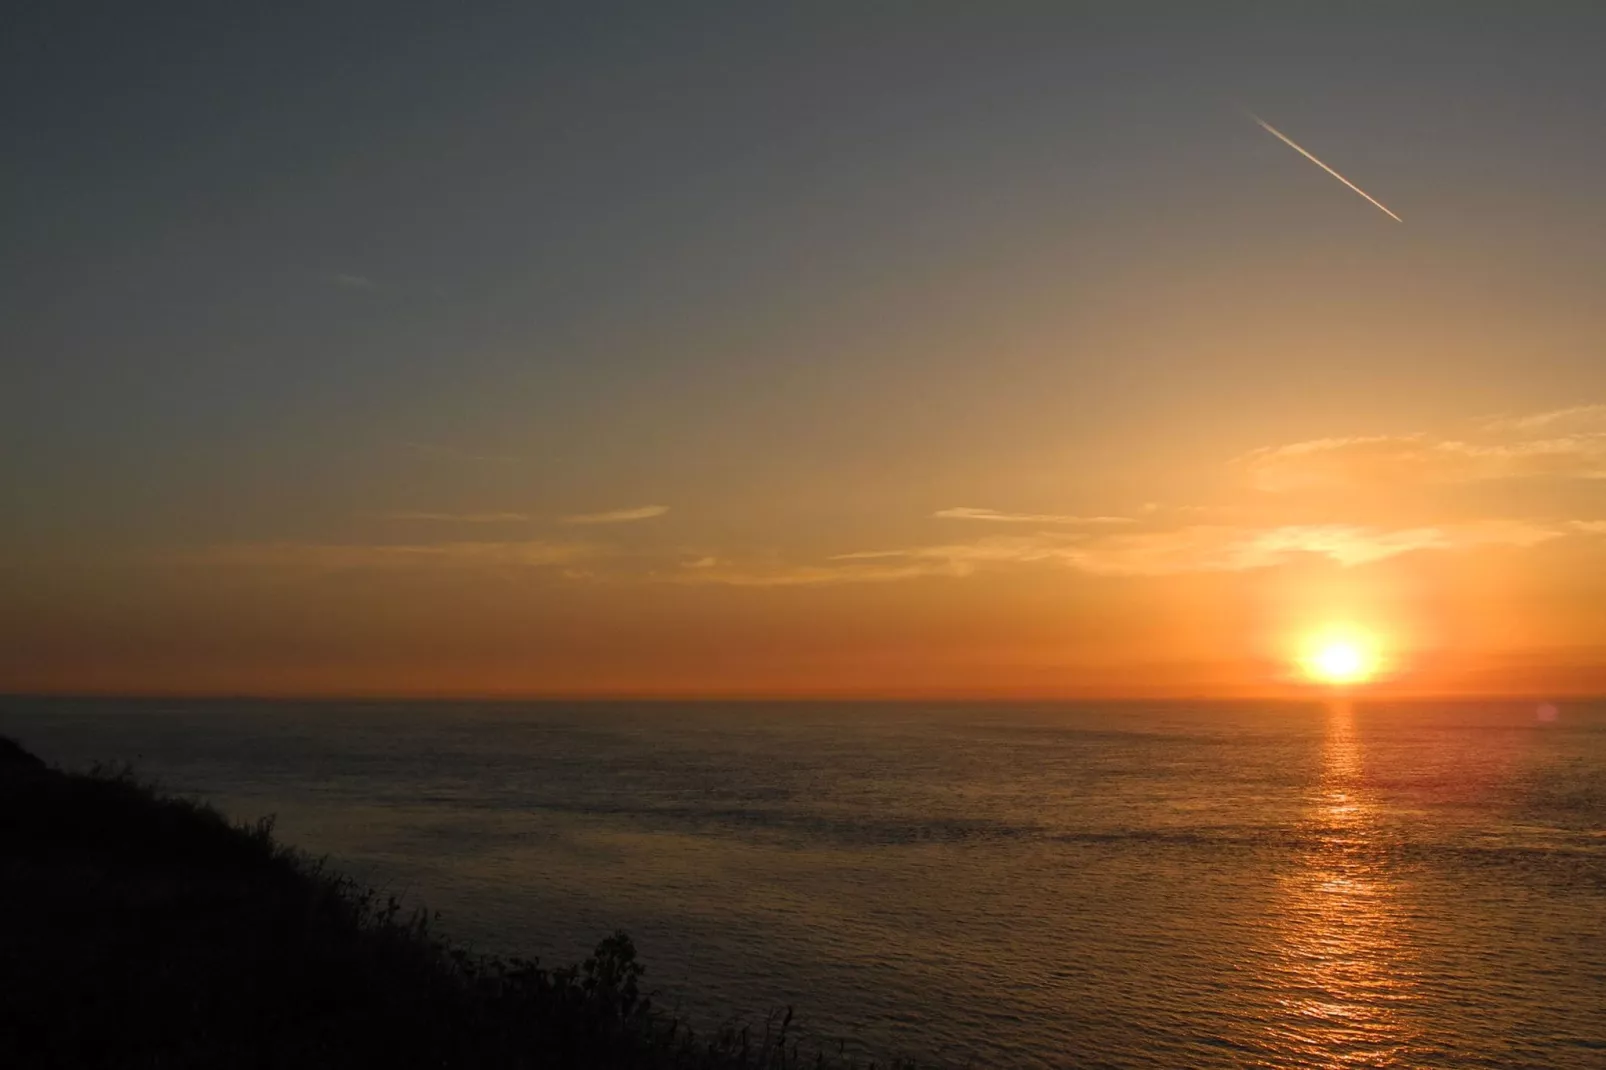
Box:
4 698 1602 1068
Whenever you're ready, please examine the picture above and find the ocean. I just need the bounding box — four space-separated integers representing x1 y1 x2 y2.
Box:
3 698 1602 1068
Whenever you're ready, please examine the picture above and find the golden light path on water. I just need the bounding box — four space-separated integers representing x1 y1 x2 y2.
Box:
1265 699 1421 1067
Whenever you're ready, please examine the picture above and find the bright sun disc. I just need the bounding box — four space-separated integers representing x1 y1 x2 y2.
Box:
1300 631 1380 686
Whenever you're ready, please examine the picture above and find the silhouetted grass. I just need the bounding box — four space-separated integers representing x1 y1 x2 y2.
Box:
0 737 917 1069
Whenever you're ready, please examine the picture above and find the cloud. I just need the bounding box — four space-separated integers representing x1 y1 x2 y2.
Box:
832 537 1071 568
331 273 377 290
997 521 1549 573
1240 435 1444 491
1482 405 1606 433
674 521 1564 587
670 558 969 588
561 505 670 525
1088 521 1558 573
375 511 531 524
1205 521 1557 570
197 540 591 572
1239 431 1606 491
200 515 1587 589
934 507 1134 525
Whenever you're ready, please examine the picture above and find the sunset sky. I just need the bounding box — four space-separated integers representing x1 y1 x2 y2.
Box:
4 6 1606 697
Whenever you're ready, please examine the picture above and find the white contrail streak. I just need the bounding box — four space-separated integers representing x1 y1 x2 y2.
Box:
1249 112 1402 222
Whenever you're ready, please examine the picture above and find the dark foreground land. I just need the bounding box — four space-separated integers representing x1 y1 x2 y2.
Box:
0 738 912 1069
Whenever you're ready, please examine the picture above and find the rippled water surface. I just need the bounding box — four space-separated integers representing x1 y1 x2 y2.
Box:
5 699 1603 1068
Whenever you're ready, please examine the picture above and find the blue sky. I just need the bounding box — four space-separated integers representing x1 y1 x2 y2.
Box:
5 5 1606 694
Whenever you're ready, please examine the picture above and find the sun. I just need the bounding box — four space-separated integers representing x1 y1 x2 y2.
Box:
1299 628 1381 686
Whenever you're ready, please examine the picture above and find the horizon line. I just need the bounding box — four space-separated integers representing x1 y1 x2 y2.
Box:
4 687 1598 704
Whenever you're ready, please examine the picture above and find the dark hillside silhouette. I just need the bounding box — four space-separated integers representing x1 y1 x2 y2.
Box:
0 738 913 1069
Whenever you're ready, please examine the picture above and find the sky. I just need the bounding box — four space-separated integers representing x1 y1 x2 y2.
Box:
4 4 1606 698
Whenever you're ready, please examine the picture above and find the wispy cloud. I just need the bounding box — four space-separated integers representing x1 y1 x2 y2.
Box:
1482 405 1606 433
1198 522 1558 570
331 273 377 291
673 521 1566 587
669 558 968 588
197 540 591 571
1239 429 1606 491
934 507 1134 525
1240 434 1461 491
374 511 531 524
561 505 670 525
839 527 1415 577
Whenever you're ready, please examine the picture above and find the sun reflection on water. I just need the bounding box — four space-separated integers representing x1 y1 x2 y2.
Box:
1269 700 1420 1067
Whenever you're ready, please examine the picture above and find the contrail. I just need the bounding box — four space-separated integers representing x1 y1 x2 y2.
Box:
1248 111 1401 222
